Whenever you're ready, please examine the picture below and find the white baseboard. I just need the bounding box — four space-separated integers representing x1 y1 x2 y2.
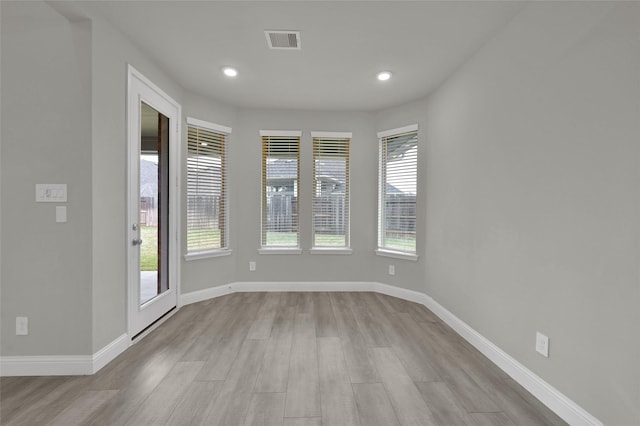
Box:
179 283 234 305
0 333 130 377
232 281 373 293
91 333 130 374
419 292 602 426
0 355 93 376
373 282 429 305
179 281 374 305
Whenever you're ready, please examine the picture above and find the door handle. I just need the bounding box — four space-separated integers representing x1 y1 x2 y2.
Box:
132 238 143 246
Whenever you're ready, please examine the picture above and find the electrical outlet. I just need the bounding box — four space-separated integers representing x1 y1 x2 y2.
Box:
388 265 395 276
249 261 256 272
536 332 549 357
16 317 29 336
56 206 67 223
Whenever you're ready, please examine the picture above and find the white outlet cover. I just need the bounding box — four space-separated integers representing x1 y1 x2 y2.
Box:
388 265 395 275
536 332 549 357
56 206 67 223
16 316 29 336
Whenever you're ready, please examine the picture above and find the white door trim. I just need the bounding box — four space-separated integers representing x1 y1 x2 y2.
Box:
126 65 181 338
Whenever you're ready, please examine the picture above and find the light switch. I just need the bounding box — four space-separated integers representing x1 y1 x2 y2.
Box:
56 206 67 223
36 184 67 202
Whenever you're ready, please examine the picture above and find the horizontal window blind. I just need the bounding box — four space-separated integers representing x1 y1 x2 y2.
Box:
187 125 227 253
312 135 350 248
379 129 418 253
262 134 300 247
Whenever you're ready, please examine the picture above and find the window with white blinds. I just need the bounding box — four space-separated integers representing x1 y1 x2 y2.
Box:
378 125 418 255
312 132 351 248
261 131 301 248
186 118 231 255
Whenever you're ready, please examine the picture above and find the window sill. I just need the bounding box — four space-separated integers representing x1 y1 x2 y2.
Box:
184 249 232 261
309 248 353 255
375 249 418 261
258 248 303 255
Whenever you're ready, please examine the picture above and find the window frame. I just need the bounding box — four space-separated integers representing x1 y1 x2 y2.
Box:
259 130 303 254
376 124 419 261
310 131 352 254
184 117 232 261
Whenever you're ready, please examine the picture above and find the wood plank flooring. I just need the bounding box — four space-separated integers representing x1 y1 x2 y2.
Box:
0 292 566 426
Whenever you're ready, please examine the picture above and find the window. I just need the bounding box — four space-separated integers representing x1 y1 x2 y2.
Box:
377 124 418 259
311 132 351 250
261 131 301 251
186 117 231 259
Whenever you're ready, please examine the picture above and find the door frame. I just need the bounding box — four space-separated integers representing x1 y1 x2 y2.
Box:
126 65 181 339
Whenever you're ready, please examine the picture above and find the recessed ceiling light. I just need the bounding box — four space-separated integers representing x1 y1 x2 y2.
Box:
222 67 238 77
377 71 392 81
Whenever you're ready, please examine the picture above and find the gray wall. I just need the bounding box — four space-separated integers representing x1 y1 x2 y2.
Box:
0 1 186 355
1 2 93 355
379 2 638 424
231 109 381 285
179 105 428 292
179 106 428 293
89 12 184 352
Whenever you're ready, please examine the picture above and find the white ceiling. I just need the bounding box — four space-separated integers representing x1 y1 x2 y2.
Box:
55 1 524 112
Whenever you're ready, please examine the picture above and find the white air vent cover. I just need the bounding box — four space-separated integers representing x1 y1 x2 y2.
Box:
265 30 301 50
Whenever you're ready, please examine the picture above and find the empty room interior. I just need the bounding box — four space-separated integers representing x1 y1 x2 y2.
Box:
1 1 639 425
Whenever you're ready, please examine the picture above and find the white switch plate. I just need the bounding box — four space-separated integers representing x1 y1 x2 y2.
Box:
249 261 256 272
56 206 67 223
36 184 67 202
16 317 29 336
388 265 395 276
536 332 549 357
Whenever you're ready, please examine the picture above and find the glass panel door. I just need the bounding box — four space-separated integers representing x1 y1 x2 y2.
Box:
127 65 180 339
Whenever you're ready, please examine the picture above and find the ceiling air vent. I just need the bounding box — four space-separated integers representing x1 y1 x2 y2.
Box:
265 30 301 50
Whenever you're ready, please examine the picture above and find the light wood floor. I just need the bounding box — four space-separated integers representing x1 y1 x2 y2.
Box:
0 292 566 425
